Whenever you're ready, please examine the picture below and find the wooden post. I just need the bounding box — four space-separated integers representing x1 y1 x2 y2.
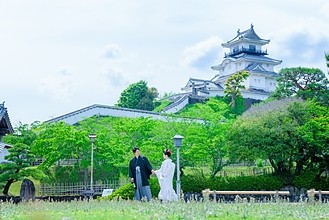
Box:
202 189 210 202
275 190 279 202
307 189 315 203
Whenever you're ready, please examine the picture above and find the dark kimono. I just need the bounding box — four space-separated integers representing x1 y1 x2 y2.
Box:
129 155 153 201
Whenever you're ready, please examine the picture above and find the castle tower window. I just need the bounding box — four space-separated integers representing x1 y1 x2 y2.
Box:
249 45 256 51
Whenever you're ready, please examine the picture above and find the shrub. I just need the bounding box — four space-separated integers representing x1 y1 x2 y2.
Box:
181 175 284 193
101 177 160 201
294 171 329 190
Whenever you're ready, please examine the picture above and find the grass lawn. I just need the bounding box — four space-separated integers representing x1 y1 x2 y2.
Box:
1 199 328 220
3 178 42 197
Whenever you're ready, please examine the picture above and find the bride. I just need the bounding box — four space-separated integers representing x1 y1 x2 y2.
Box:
154 149 178 202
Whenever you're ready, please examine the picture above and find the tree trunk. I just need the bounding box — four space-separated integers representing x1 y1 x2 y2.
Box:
231 95 236 109
2 179 14 196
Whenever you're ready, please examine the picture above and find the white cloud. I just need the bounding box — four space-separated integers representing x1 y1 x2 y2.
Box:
268 18 329 70
38 69 76 102
181 36 223 70
320 3 329 17
102 44 121 59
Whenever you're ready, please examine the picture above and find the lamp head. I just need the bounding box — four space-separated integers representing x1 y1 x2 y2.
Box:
173 134 184 148
89 134 97 143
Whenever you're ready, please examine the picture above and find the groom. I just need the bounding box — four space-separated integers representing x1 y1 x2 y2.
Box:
129 146 154 201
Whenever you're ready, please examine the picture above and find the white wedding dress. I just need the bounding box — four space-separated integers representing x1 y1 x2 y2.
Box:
155 158 178 202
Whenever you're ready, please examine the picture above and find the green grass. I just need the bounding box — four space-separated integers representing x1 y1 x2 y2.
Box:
1 199 329 220
3 178 42 197
153 100 172 112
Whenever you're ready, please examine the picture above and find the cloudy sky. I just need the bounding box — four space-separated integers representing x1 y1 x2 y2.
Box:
1 0 329 126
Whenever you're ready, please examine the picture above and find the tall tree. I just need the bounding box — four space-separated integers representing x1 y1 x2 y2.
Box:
224 70 249 109
272 67 329 106
226 99 328 177
117 80 159 111
0 122 46 195
177 97 234 177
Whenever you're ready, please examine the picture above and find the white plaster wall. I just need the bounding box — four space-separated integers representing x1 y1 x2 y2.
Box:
207 88 268 101
266 78 277 92
0 148 9 163
49 105 205 125
249 74 266 90
164 96 189 114
241 90 269 100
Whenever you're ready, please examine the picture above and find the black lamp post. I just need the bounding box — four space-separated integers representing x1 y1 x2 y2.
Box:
173 134 183 200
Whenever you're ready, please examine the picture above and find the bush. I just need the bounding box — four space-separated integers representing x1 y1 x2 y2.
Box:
294 171 329 190
101 177 160 201
182 172 329 194
181 174 284 193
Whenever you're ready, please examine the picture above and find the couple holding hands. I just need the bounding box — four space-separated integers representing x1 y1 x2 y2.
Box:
128 146 178 202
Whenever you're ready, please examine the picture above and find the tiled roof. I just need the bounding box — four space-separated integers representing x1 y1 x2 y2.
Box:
245 62 280 77
232 53 282 64
184 78 223 89
0 102 14 134
0 142 12 153
224 24 269 44
211 54 282 71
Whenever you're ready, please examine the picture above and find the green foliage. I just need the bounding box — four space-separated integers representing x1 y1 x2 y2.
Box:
102 182 134 200
227 99 329 177
256 159 263 168
224 70 249 109
220 95 246 115
294 171 329 190
1 122 47 195
177 97 234 177
32 121 89 171
153 99 172 112
101 178 160 201
181 174 284 192
117 80 159 110
272 67 329 106
179 97 234 120
180 172 328 192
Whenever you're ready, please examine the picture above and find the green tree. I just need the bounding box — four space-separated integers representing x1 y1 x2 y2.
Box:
117 80 159 111
226 99 328 178
224 70 249 110
29 98 236 183
32 121 99 183
178 97 234 177
272 67 329 106
0 122 46 195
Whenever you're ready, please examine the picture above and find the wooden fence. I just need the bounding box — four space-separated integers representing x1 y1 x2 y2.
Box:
40 180 124 196
217 167 274 177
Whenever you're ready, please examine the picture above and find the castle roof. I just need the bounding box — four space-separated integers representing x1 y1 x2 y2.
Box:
0 102 14 135
222 24 270 47
183 77 223 89
245 62 279 77
211 53 282 71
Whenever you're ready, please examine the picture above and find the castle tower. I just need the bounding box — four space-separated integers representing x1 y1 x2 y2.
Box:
211 24 282 100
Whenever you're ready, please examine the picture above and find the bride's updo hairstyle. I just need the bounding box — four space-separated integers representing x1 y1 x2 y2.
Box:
163 148 172 157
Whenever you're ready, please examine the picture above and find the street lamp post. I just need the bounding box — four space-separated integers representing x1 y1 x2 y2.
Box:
173 134 184 200
89 134 96 196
